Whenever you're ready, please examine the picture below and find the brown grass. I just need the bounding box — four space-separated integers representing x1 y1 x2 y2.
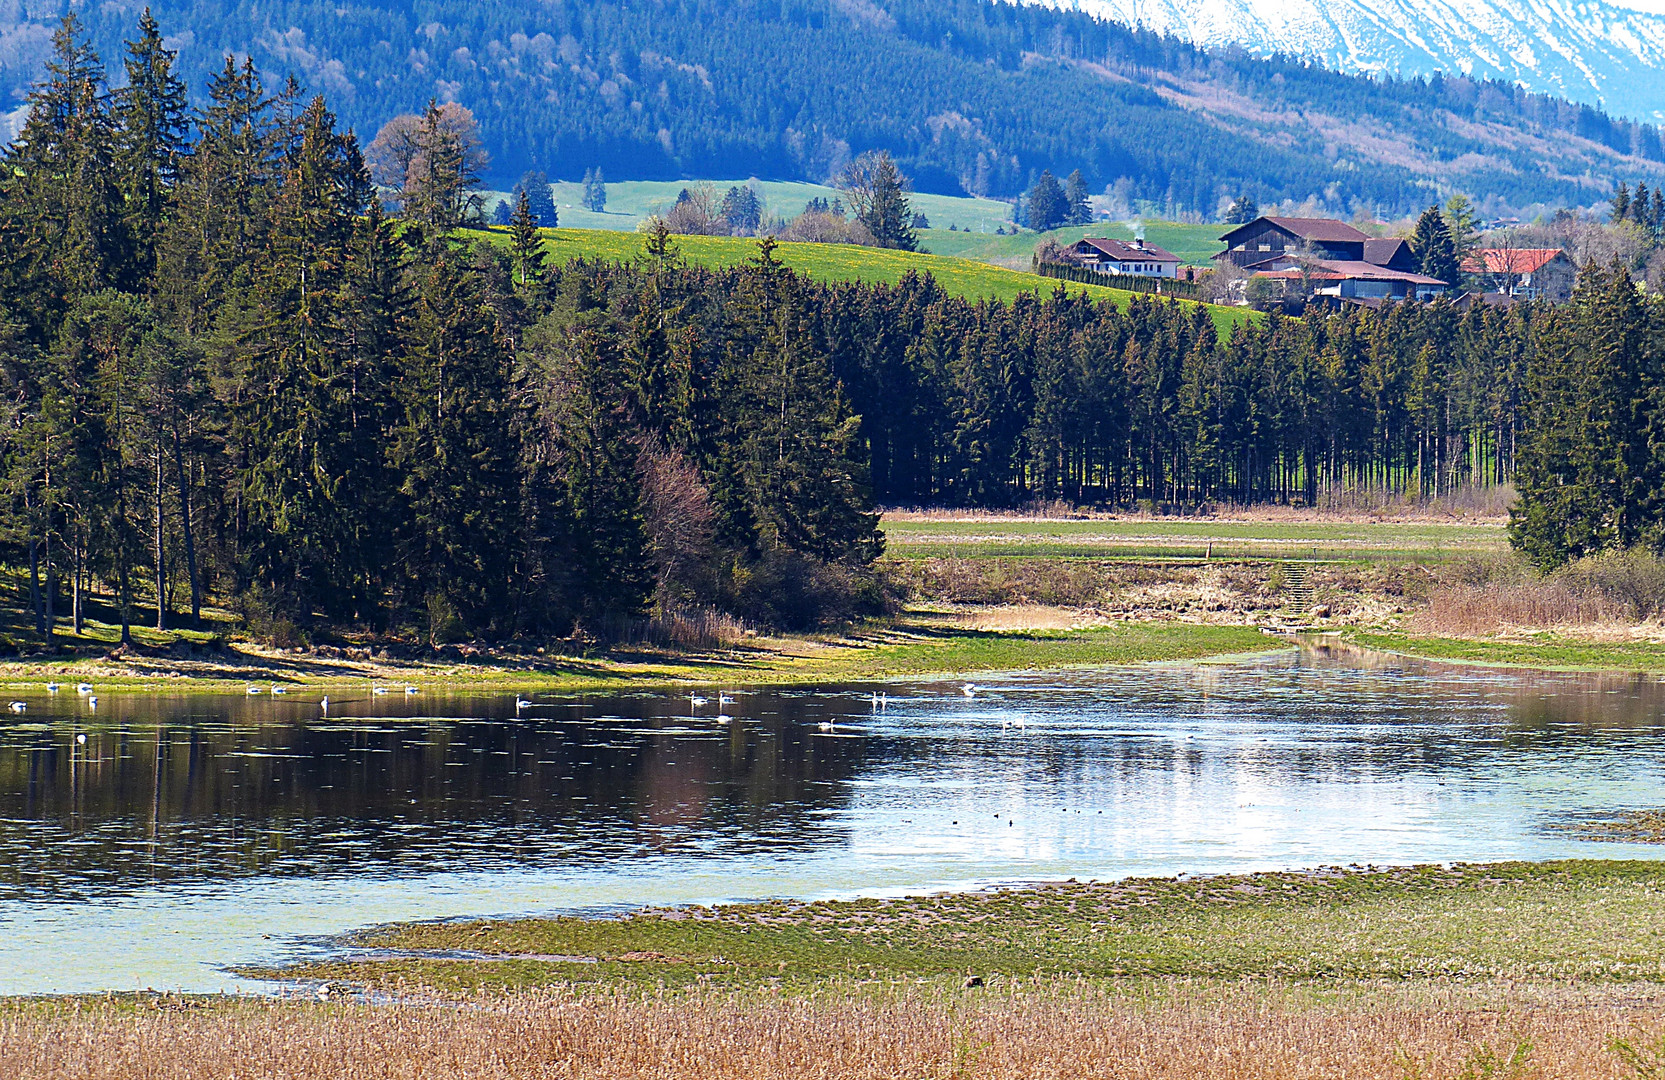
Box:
1412 581 1622 637
8 981 1664 1079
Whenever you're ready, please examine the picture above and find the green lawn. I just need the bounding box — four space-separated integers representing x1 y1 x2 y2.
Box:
523 227 1256 337
265 860 1665 993
880 516 1509 563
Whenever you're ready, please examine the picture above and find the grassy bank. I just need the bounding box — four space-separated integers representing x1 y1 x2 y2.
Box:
1347 629 1665 673
0 616 1283 694
266 860 1665 993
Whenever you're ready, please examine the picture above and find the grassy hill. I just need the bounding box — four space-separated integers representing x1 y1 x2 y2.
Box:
520 228 1255 337
485 184 1231 270
921 222 1229 269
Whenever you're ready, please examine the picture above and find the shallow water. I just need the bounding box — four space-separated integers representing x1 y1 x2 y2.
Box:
5 651 1665 994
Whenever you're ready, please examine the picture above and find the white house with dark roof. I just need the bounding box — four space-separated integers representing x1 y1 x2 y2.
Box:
1066 237 1182 278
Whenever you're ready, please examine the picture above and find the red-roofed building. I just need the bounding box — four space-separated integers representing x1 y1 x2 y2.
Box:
1460 248 1575 302
1065 236 1182 278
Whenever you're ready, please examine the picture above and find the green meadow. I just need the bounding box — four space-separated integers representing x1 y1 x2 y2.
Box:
520 227 1256 336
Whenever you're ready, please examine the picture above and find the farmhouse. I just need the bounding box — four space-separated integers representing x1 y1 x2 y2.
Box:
1214 216 1369 267
1216 215 1452 305
1065 237 1182 278
1460 248 1575 303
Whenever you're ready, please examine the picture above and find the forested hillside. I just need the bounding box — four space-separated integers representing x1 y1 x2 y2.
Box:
7 0 1664 215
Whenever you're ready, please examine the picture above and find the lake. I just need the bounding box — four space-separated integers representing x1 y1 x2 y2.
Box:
4 648 1665 994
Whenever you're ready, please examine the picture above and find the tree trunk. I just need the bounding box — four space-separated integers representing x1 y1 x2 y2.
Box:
27 535 42 637
118 486 133 648
72 533 83 636
173 428 201 623
154 437 167 632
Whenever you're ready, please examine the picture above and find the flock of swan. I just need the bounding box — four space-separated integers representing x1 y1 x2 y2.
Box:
18 678 1027 732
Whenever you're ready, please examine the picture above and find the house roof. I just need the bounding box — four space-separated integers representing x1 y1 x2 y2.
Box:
1220 216 1370 245
1363 238 1412 266
1460 248 1567 274
1074 237 1180 262
1254 259 1450 286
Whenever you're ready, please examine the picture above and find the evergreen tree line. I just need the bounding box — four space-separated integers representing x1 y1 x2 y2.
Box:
0 16 882 644
1611 181 1665 244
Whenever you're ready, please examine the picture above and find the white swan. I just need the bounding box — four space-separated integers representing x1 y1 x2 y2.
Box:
76 683 93 694
45 682 59 692
8 701 24 712
961 683 977 698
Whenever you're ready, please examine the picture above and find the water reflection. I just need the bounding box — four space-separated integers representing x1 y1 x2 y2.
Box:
0 694 866 901
7 652 1665 993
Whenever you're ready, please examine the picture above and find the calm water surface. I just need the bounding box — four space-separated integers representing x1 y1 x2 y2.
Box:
5 649 1665 994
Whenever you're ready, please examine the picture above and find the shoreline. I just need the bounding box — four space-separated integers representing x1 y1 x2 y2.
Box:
0 616 1286 696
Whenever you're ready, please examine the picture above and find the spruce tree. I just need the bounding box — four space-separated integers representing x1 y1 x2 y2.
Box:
1026 170 1066 232
1064 169 1090 226
711 239 882 561
1410 205 1460 285
113 7 189 284
0 15 131 339
508 187 545 288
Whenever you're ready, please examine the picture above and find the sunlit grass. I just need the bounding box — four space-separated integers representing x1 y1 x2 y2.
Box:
267 860 1665 993
1349 630 1665 672
502 227 1256 338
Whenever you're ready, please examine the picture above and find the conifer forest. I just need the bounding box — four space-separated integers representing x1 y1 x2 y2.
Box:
3 12 1659 644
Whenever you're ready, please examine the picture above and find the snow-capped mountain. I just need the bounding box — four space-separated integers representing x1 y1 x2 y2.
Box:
1034 0 1665 122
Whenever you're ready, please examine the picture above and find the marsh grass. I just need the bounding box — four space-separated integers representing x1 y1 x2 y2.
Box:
9 979 1665 1079
1413 549 1665 641
267 861 1665 994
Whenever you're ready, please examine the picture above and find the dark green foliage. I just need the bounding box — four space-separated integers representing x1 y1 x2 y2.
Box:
1027 170 1067 232
508 189 546 287
1063 169 1090 227
722 186 761 233
1224 195 1259 225
582 167 607 213
1510 262 1661 567
1411 206 1460 284
517 170 557 228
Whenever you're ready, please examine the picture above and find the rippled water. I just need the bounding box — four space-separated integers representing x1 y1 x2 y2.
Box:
5 649 1665 994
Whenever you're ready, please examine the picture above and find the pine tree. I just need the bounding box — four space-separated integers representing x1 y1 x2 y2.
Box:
1510 261 1654 566
153 56 273 334
508 187 546 287
517 168 557 227
113 7 189 285
403 99 484 234
1224 195 1258 224
1026 170 1067 232
1612 181 1633 224
711 239 882 561
1410 205 1460 285
233 96 365 620
1063 169 1090 226
393 245 519 638
0 15 131 339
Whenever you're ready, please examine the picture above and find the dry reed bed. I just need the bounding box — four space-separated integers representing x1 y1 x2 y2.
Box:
8 982 1662 1079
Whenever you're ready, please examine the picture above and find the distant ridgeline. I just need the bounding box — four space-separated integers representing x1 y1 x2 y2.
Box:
10 0 1663 213
2 12 1653 645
